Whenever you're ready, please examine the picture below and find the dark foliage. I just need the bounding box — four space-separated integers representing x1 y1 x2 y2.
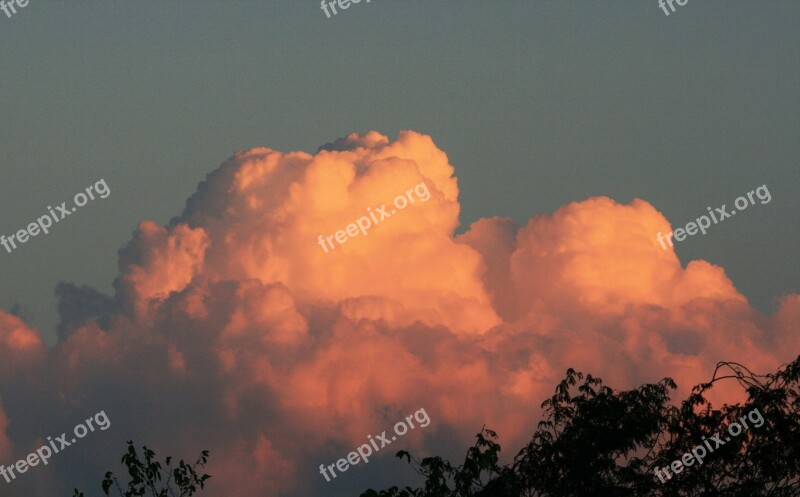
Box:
362 356 800 497
72 440 211 497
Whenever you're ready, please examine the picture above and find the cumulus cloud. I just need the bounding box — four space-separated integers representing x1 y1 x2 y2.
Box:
0 130 796 496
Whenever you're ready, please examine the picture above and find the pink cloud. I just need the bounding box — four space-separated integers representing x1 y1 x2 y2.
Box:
0 131 796 496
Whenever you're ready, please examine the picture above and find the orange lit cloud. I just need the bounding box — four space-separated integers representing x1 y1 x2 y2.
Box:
0 131 796 496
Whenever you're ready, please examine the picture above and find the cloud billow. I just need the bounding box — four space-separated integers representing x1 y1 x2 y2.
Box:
0 130 797 496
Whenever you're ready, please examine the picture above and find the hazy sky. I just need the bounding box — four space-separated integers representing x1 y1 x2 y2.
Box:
0 2 797 496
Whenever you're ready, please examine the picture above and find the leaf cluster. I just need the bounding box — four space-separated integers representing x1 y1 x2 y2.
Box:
72 441 211 497
362 355 800 497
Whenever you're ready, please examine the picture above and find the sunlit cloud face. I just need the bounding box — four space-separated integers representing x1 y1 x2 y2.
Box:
0 130 796 496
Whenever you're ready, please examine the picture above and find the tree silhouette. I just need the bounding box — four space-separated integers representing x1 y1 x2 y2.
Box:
362 355 800 497
72 440 211 497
